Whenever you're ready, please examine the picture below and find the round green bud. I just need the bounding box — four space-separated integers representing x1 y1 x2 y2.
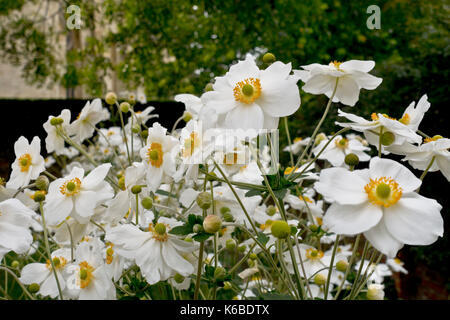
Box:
141 130 148 140
336 260 348 273
242 84 254 97
193 224 203 233
247 259 255 267
35 175 49 191
309 224 319 232
131 185 142 194
203 215 222 234
222 212 234 223
204 83 214 92
344 153 359 167
28 283 40 294
262 52 276 64
271 220 290 239
376 183 391 199
182 111 192 122
184 236 193 242
238 245 247 253
141 197 153 210
131 124 141 134
105 92 117 105
249 253 257 260
266 205 277 216
380 131 395 146
11 260 20 268
315 133 327 145
33 191 46 203
50 117 64 126
220 206 231 216
214 267 227 281
154 223 166 235
314 274 327 286
173 273 185 284
223 281 232 290
118 176 126 190
196 192 212 210
226 239 237 250
120 102 130 113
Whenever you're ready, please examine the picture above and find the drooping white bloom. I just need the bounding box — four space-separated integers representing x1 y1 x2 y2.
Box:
367 283 385 300
0 198 35 260
295 60 382 106
314 157 444 257
202 54 301 130
98 127 123 147
43 109 71 154
312 134 371 167
283 137 311 155
43 163 114 226
7 136 45 189
284 244 332 279
130 106 158 127
175 94 203 120
105 218 198 285
69 99 109 143
386 257 408 274
284 189 324 217
139 122 179 192
20 248 71 298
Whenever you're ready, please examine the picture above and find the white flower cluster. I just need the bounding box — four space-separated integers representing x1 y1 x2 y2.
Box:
0 54 448 300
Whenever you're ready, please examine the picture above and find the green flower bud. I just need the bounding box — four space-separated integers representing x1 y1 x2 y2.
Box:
120 102 130 113
203 215 222 234
173 273 185 284
266 205 277 216
141 130 148 140
196 192 212 210
380 131 395 146
314 274 326 286
309 224 319 232
33 191 46 202
249 253 257 260
35 175 49 191
182 111 192 122
238 245 247 253
28 283 40 294
262 52 276 64
226 239 237 250
105 92 117 105
204 83 214 92
50 117 64 126
193 224 203 233
131 185 142 194
118 176 126 190
315 133 327 145
154 223 166 235
271 220 290 239
247 259 255 267
214 267 227 281
223 281 232 290
344 153 359 167
131 124 141 134
141 197 153 210
222 212 234 223
336 260 348 273
219 206 230 216
11 260 20 268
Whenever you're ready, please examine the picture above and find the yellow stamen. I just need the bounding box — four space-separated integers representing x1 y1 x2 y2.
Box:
46 256 67 270
18 154 32 172
148 223 169 242
305 248 324 260
78 261 95 289
364 177 402 207
335 137 348 149
147 142 163 168
233 78 262 104
60 177 82 196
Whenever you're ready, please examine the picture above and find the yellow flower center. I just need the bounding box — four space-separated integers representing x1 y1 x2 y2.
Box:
398 114 410 125
424 135 443 143
18 154 32 172
148 223 169 242
60 177 82 196
364 177 402 207
147 142 163 168
106 245 114 265
46 256 67 271
78 261 95 289
335 137 348 150
394 258 402 265
298 195 313 203
233 78 262 104
293 137 303 143
182 132 200 158
330 61 343 71
305 248 324 261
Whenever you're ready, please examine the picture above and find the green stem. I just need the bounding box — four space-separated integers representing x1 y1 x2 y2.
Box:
417 156 436 192
334 234 361 299
284 117 295 167
324 234 340 300
116 102 132 165
0 267 35 300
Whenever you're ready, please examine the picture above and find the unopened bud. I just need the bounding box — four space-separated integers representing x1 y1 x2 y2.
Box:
344 153 359 167
266 205 277 216
193 224 203 233
173 273 185 284
141 197 153 210
28 283 40 294
120 102 130 113
271 220 290 239
33 190 46 202
238 245 246 253
182 111 192 122
226 239 237 250
214 267 226 281
314 274 326 286
262 52 276 64
336 260 348 273
131 185 142 194
315 133 327 145
105 92 117 105
131 124 141 134
203 215 222 233
223 281 232 290
380 131 395 146
11 260 20 268
141 130 148 140
196 192 212 210
35 175 49 191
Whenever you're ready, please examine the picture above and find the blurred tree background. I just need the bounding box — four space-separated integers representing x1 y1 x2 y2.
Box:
0 0 449 299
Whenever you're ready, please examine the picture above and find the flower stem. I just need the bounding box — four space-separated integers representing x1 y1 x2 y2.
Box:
284 117 295 167
324 235 340 300
334 234 360 299
418 156 436 191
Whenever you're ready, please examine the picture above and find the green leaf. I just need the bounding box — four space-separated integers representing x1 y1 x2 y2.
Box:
192 232 213 242
169 224 192 235
257 232 269 246
245 189 263 197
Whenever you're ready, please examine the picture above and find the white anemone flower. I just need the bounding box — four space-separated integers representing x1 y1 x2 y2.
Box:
7 136 45 189
19 248 71 298
140 122 179 192
314 157 444 257
131 106 158 126
98 127 123 147
43 163 114 226
105 218 198 285
43 109 71 154
283 137 311 155
386 257 408 274
354 260 392 284
0 198 35 260
295 60 382 106
69 99 109 143
312 134 371 167
202 54 301 130
284 189 324 217
284 244 332 279
175 94 203 120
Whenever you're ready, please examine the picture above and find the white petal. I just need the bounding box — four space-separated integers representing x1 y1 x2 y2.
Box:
82 163 111 190
334 77 360 106
19 263 49 284
340 60 375 72
369 157 421 192
364 218 404 258
225 103 264 130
